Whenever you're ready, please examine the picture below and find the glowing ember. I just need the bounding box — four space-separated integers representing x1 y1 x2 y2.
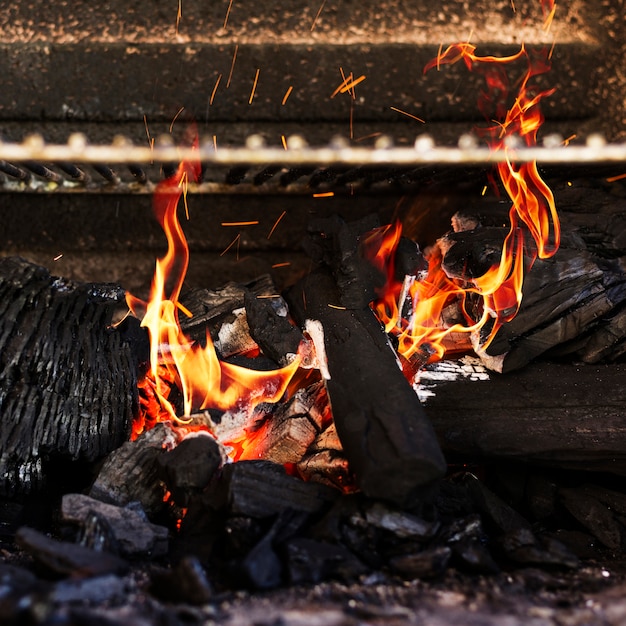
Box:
370 42 559 363
127 137 300 443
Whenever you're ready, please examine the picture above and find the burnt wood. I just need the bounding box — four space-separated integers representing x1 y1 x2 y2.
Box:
286 268 446 507
425 361 626 474
0 257 137 496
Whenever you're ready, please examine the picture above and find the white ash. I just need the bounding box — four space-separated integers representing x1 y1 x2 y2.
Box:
303 319 331 380
214 307 258 358
416 356 490 402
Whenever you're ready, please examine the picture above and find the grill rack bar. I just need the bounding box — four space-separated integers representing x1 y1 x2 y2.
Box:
0 133 624 194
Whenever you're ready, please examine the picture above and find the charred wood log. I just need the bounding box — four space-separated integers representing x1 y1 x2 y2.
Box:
423 359 626 475
286 268 446 507
0 257 137 497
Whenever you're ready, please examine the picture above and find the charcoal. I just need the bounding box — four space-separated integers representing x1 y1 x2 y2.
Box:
450 538 500 575
388 545 451 579
464 474 531 535
303 214 386 308
150 556 213 605
393 237 429 281
425 361 626 474
297 450 353 491
285 537 368 585
61 493 169 558
525 474 558 521
15 526 127 578
49 574 127 605
286 268 446 507
0 257 136 497
90 422 177 516
440 227 509 280
362 502 439 541
214 460 338 519
0 563 46 624
559 488 624 550
179 275 276 352
244 290 304 365
499 529 579 569
157 433 224 505
237 384 325 464
77 511 120 555
232 522 284 590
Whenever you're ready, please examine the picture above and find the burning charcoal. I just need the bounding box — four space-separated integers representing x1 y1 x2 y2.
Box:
244 290 305 365
440 227 508 280
363 502 439 541
179 275 276 354
238 386 324 464
388 545 451 579
214 460 338 519
61 493 169 558
90 422 177 517
0 257 136 497
286 268 446 507
559 488 624 550
15 527 127 578
285 537 368 585
297 450 353 491
157 433 225 505
150 556 213 605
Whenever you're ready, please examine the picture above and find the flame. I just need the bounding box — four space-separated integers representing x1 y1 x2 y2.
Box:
127 135 300 441
370 41 559 362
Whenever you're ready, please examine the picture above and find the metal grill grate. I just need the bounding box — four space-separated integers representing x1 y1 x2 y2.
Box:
0 133 625 194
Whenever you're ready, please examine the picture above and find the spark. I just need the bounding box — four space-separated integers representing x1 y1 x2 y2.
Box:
176 301 193 318
328 304 347 310
213 135 218 151
389 106 425 123
272 262 291 268
143 114 155 153
606 173 626 183
176 0 182 35
221 220 259 226
210 74 222 105
340 75 366 94
224 0 234 29
53 253 63 261
249 69 260 104
282 85 294 105
481 185 488 196
562 134 576 145
169 106 185 134
256 294 282 299
281 135 288 150
510 0 516 12
220 233 241 258
548 38 556 60
311 0 327 31
226 44 239 88
331 68 353 98
543 1 556 31
267 210 286 239
354 132 383 142
178 170 190 219
313 192 334 198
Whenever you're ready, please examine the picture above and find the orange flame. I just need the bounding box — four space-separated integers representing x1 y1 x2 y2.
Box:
371 42 559 362
127 135 300 440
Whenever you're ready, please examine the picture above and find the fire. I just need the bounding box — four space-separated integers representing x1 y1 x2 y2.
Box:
127 136 300 442
370 41 559 362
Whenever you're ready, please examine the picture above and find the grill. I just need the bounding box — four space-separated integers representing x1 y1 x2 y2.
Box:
1 0 624 293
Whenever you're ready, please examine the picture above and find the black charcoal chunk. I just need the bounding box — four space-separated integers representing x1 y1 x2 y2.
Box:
388 545 451 579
